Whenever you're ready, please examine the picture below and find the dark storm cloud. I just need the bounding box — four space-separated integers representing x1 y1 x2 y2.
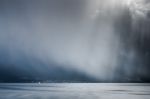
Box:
0 0 150 82
114 0 150 82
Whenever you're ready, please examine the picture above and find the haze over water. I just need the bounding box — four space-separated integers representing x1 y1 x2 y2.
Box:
0 0 150 82
0 0 150 99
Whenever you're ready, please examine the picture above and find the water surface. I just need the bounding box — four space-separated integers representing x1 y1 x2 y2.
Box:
0 83 150 99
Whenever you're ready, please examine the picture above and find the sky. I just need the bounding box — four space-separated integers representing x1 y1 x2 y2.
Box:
0 0 150 82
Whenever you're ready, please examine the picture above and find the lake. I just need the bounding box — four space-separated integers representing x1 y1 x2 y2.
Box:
0 83 150 99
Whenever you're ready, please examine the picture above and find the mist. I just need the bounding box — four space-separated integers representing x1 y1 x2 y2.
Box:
0 0 150 82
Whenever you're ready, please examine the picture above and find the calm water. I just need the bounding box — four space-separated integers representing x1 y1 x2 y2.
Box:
0 83 150 99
